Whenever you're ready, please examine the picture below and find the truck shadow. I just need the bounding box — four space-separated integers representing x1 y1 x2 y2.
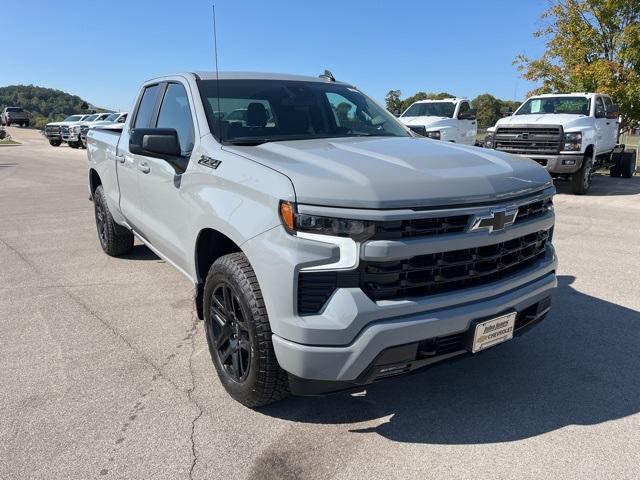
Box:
554 173 640 196
261 275 640 444
120 244 161 261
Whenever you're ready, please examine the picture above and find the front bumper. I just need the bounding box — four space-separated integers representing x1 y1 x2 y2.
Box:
243 195 557 388
517 153 583 174
44 133 62 140
62 132 80 142
272 260 555 386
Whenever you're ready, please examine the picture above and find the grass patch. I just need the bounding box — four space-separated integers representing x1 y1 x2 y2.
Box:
0 138 20 145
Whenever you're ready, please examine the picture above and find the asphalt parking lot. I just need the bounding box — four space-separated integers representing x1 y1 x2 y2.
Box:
1 127 639 480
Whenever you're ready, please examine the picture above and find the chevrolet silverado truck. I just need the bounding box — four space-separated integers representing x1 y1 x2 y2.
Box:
45 114 91 147
87 72 557 407
485 93 636 194
398 98 477 145
1 107 30 127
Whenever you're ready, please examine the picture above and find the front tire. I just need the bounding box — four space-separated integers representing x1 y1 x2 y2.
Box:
571 155 593 195
204 252 289 407
69 141 80 149
49 139 62 147
93 185 134 256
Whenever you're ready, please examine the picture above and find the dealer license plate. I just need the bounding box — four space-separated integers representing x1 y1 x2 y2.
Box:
472 312 517 353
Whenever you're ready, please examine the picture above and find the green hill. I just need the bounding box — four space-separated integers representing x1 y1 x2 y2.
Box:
0 84 108 129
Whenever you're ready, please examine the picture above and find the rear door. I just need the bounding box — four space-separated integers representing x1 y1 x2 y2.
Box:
136 81 197 273
117 83 162 232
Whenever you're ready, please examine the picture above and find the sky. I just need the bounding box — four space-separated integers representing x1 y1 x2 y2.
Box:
1 0 549 112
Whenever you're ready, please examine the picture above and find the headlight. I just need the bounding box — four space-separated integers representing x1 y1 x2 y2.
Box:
562 132 582 151
484 131 495 148
425 130 441 140
279 201 375 241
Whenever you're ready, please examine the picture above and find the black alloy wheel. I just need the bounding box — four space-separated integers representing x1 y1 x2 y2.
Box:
95 197 108 249
209 282 252 382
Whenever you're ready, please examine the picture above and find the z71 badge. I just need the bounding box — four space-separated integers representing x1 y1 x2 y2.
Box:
198 155 221 169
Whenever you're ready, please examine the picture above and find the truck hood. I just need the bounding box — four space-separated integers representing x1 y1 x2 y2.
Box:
224 136 551 209
496 113 589 130
399 116 453 129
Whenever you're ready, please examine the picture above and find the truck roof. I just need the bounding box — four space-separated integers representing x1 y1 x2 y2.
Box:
530 92 605 98
146 71 352 86
413 98 468 103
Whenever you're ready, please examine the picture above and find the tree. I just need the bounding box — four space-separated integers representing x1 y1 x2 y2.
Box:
515 0 640 130
385 90 402 115
471 94 502 129
0 85 106 129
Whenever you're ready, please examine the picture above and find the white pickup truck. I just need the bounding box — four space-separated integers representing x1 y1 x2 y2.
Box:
485 93 637 194
398 98 477 145
87 72 556 407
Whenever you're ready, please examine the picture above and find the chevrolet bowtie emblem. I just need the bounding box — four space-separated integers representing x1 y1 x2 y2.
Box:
469 207 518 233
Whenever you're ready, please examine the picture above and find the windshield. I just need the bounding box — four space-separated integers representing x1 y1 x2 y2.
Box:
197 79 409 145
104 113 120 122
84 114 99 122
516 97 590 116
63 115 83 122
7 107 24 112
402 102 455 118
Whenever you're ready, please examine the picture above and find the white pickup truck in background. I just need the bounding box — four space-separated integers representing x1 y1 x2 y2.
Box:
485 92 637 194
398 98 477 145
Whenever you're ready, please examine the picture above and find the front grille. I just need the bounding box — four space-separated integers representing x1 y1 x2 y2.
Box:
298 229 551 313
373 215 470 240
80 125 89 134
361 229 549 301
46 125 61 134
371 195 551 241
495 126 562 155
516 197 553 222
61 126 70 135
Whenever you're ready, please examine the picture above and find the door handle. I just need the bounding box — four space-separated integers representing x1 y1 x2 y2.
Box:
471 121 476 125
138 162 151 174
116 156 126 164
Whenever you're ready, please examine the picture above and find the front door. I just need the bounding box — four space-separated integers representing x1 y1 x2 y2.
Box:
456 101 476 145
136 81 197 274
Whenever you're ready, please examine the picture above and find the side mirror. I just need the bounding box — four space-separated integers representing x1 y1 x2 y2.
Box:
606 104 620 119
130 128 180 158
130 128 186 173
459 109 476 120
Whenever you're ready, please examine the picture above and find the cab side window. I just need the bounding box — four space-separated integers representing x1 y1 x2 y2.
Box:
458 102 470 118
134 85 160 128
594 97 606 118
156 83 195 156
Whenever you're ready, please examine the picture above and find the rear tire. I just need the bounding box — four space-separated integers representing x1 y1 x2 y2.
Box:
204 252 289 408
571 155 593 195
93 185 134 256
620 151 636 179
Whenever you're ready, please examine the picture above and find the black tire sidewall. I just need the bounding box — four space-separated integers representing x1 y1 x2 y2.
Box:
203 262 261 399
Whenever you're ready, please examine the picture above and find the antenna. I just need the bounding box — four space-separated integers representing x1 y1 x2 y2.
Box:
212 4 222 141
